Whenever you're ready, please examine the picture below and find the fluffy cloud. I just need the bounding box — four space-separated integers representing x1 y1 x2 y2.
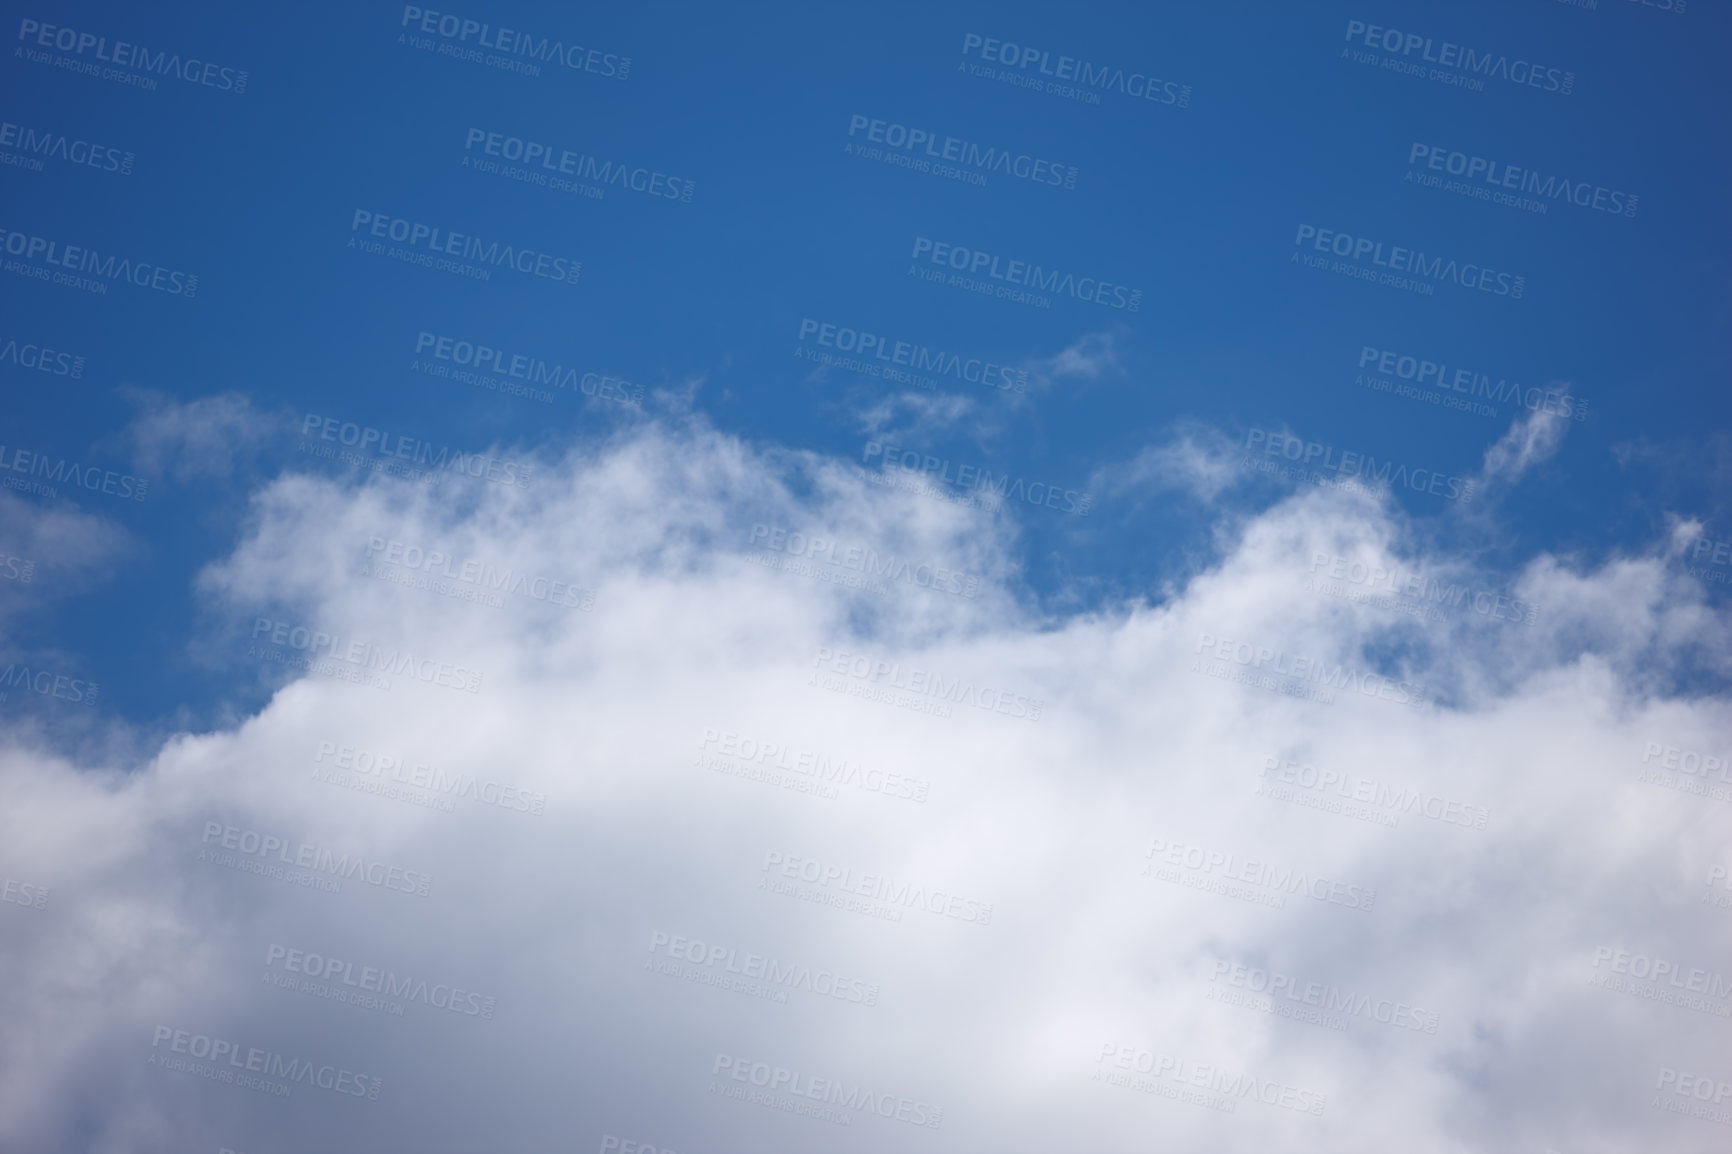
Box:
110 388 284 485
0 489 131 615
1 414 1728 1153
1092 422 1246 504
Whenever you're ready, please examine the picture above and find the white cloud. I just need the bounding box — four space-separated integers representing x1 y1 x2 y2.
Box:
1 416 1728 1153
0 490 131 608
1480 406 1570 487
1028 331 1121 387
111 388 283 484
1092 423 1245 504
852 390 978 440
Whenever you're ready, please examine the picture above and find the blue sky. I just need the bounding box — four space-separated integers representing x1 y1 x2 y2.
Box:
5 0 1727 725
3 3 1732 1151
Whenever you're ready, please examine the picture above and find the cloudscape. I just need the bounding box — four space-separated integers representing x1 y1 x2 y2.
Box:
2 3 1729 1153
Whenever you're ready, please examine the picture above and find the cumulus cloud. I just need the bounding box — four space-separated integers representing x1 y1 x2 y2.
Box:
1 416 1729 1153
